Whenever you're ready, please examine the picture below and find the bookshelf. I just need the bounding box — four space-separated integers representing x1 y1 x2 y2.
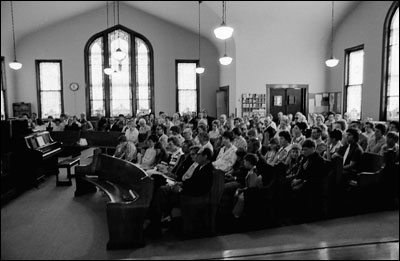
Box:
241 93 266 117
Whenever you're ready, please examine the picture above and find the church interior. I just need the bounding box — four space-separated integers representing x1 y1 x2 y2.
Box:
1 1 399 260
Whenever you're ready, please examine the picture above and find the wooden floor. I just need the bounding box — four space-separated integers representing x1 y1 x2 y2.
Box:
1 148 399 260
218 241 399 260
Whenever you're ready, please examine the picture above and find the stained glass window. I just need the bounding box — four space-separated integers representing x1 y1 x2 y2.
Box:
86 26 153 118
1 57 6 120
385 6 399 121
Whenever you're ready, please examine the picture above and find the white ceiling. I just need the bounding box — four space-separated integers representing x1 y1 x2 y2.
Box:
1 1 361 48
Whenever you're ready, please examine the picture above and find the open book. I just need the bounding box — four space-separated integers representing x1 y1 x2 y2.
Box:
146 168 176 182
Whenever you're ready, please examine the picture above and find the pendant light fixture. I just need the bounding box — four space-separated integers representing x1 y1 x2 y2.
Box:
104 1 113 75
9 1 22 70
325 1 339 67
195 1 205 74
112 1 126 61
219 40 233 65
214 1 233 40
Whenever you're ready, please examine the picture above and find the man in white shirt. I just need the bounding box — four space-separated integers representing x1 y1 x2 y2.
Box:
198 132 214 156
156 124 168 149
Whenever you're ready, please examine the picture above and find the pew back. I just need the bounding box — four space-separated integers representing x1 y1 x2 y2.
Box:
75 151 154 249
81 131 121 149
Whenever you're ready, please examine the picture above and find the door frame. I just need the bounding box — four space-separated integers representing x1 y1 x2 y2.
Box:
216 85 229 116
266 84 308 116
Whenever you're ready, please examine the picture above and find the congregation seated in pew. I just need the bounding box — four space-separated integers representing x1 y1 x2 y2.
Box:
16 108 398 238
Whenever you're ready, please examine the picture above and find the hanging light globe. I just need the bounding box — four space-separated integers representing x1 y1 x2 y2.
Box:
195 66 205 74
325 56 339 67
9 60 22 70
112 48 126 61
214 23 234 40
219 54 233 65
104 67 113 75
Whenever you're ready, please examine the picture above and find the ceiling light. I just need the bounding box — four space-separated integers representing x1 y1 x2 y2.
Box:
112 1 126 62
9 1 22 70
195 67 205 74
325 1 339 68
196 1 205 74
219 40 233 65
214 1 234 40
104 1 112 75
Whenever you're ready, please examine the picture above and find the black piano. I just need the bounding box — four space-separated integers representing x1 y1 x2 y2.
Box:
23 131 63 182
24 131 62 160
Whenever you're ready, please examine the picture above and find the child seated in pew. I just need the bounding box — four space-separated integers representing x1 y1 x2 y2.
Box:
380 131 399 162
137 135 158 170
113 135 137 162
264 137 279 166
232 153 263 218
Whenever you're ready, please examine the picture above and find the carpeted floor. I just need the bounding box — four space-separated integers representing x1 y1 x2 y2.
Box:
1 149 399 260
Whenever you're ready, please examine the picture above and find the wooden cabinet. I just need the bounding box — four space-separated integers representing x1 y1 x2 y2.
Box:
12 102 31 117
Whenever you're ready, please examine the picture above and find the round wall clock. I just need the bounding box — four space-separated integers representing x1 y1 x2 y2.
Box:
69 82 79 91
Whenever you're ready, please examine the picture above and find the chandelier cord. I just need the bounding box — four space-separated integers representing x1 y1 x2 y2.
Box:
198 1 201 60
113 1 116 26
117 1 120 24
224 1 227 24
224 40 227 55
106 1 109 28
222 1 225 24
330 1 334 55
10 1 17 61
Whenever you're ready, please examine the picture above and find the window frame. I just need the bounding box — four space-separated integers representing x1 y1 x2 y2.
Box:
35 59 64 119
380 1 399 121
175 59 200 114
1 56 8 120
343 44 364 120
84 24 154 119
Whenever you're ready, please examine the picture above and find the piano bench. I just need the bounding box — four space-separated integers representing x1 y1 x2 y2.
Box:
57 157 80 186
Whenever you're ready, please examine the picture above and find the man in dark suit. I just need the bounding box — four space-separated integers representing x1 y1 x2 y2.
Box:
291 139 325 222
146 148 214 236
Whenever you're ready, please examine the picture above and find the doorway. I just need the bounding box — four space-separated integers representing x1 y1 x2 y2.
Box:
216 86 229 117
266 84 308 120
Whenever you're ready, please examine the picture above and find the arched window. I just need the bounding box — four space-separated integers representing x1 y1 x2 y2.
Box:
381 2 399 121
85 25 154 118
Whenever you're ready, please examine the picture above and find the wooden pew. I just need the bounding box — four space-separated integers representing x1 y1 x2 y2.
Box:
357 152 384 188
180 169 225 238
50 131 85 157
80 131 121 154
74 149 154 249
322 156 343 219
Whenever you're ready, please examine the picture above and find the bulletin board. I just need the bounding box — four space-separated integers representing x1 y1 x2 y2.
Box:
309 92 341 114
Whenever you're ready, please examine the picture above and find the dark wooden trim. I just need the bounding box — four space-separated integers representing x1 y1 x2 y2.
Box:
343 44 364 119
380 1 399 121
35 60 64 119
1 56 8 119
175 60 200 113
265 84 308 116
84 24 155 119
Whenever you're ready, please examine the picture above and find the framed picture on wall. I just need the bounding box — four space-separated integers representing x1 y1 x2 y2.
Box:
288 96 295 104
274 96 282 106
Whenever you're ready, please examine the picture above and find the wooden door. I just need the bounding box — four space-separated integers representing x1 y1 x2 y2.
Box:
286 88 302 116
266 84 308 119
269 88 286 120
216 86 229 117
